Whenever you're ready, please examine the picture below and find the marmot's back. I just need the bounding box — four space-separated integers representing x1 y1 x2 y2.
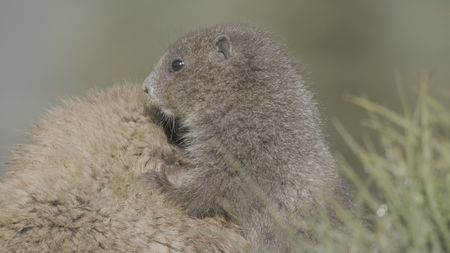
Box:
0 84 249 252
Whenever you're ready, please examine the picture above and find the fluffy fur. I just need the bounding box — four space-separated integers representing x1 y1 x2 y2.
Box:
0 84 249 253
144 24 347 252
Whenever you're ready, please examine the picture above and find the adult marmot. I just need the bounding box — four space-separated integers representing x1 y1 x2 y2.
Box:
0 84 249 252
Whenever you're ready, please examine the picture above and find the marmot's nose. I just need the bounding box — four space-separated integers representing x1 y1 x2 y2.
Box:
143 86 149 94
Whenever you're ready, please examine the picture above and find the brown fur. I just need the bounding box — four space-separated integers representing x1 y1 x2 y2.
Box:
144 24 347 252
0 84 250 252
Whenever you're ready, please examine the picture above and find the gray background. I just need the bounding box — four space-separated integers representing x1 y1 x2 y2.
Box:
1 0 450 175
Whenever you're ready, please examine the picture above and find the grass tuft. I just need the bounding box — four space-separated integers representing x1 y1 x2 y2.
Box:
293 80 450 253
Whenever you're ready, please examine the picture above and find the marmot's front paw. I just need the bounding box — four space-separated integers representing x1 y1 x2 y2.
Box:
145 169 224 218
144 169 173 192
144 169 192 210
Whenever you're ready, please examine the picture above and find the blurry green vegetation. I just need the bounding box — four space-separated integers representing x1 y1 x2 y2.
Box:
289 81 450 252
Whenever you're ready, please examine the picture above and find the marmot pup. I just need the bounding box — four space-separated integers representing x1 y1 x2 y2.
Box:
144 24 344 252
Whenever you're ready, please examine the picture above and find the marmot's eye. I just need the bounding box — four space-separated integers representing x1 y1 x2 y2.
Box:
171 59 184 72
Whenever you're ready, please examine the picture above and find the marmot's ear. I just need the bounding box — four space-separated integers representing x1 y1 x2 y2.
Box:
214 34 232 59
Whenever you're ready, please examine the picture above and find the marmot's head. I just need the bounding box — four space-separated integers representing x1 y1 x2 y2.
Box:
143 24 294 121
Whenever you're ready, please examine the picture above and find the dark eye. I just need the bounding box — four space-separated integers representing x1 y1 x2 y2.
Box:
171 59 184 72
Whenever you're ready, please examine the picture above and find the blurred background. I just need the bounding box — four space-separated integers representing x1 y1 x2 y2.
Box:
1 0 449 175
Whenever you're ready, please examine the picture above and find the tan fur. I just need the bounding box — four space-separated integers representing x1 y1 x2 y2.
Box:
0 84 249 252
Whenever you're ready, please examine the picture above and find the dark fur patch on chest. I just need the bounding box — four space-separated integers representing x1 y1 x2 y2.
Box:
150 106 189 148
